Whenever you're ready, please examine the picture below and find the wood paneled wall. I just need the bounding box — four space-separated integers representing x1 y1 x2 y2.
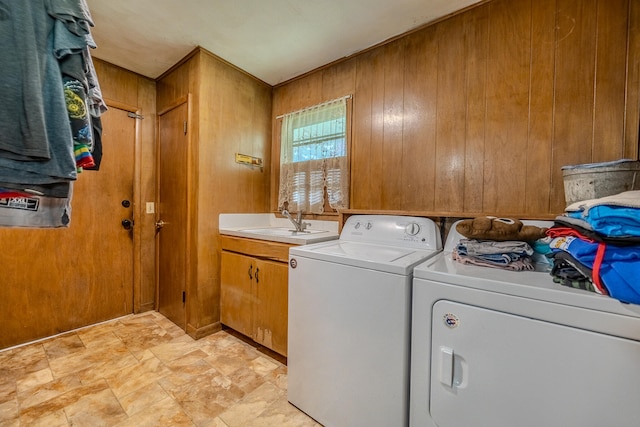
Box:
0 60 156 350
195 51 272 336
157 48 272 337
272 0 640 218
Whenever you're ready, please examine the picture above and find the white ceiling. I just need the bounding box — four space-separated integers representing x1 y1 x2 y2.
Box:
85 0 482 85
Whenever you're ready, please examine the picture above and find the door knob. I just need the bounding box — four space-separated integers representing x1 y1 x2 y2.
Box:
155 220 166 231
121 219 133 230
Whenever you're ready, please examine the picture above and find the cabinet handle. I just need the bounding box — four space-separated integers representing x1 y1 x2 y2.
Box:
255 268 260 284
248 264 253 280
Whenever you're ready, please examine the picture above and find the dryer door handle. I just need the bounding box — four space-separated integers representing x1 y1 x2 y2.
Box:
439 346 455 388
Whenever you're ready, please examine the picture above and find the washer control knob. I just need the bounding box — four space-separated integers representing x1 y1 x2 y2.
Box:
365 222 372 230
355 222 361 229
405 222 421 236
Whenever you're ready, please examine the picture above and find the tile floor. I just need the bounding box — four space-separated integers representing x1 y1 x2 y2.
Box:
0 312 322 427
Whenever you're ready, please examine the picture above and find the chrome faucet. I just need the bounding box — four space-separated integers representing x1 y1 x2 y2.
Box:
282 209 309 232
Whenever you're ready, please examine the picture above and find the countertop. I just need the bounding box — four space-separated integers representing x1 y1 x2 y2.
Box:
219 213 340 245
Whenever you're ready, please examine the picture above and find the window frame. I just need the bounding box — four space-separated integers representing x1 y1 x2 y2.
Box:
273 96 352 215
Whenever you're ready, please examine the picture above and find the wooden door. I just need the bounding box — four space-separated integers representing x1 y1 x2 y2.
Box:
220 251 254 337
0 106 135 349
157 101 189 329
74 106 136 319
253 258 288 356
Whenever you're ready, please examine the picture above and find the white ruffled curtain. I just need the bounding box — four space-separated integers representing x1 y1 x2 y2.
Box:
278 97 349 214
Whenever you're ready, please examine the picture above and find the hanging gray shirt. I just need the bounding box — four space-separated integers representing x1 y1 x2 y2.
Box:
0 0 77 182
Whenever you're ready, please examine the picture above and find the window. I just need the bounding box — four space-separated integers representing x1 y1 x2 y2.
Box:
278 97 350 214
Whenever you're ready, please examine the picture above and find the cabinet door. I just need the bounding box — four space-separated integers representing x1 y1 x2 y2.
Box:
220 251 253 337
252 258 289 356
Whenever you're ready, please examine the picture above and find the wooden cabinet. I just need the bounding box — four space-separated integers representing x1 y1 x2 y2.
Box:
220 251 254 337
220 235 292 356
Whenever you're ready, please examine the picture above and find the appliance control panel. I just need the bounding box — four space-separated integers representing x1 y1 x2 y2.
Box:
340 215 442 250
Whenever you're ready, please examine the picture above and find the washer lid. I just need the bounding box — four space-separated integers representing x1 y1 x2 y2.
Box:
290 240 440 275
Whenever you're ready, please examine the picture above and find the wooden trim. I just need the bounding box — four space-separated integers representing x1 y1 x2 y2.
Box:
132 107 143 313
222 326 288 365
625 0 640 159
187 320 222 340
270 117 283 211
185 92 194 333
154 104 161 313
104 98 138 113
345 95 354 211
271 95 353 214
339 208 557 219
338 209 556 231
139 302 155 312
220 235 294 263
156 48 200 81
158 95 189 116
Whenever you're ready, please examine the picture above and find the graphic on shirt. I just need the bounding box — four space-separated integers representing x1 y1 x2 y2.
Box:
64 83 87 120
0 197 40 211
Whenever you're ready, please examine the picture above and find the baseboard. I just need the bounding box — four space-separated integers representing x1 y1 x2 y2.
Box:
138 302 155 313
187 321 222 340
221 325 287 365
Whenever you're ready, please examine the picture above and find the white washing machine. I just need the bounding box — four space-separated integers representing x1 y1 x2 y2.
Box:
410 220 640 427
288 215 442 427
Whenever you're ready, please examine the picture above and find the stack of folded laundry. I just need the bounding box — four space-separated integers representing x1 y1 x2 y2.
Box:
453 217 549 271
547 190 640 304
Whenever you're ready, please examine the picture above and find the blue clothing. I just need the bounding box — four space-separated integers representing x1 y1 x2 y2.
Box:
565 191 640 238
567 205 640 238
550 236 640 305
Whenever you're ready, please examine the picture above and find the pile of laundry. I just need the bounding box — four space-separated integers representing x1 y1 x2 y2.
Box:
0 0 106 228
453 216 549 271
547 190 640 305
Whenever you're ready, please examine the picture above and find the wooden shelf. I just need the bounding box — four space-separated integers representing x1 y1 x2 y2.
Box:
337 209 557 231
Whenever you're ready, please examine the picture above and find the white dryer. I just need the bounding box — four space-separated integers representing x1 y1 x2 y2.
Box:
288 215 442 427
410 220 640 427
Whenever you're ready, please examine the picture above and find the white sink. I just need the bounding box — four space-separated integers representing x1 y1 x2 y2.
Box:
239 227 329 236
219 213 339 245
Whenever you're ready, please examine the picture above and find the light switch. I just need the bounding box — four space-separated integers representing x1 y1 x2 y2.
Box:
146 202 155 214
